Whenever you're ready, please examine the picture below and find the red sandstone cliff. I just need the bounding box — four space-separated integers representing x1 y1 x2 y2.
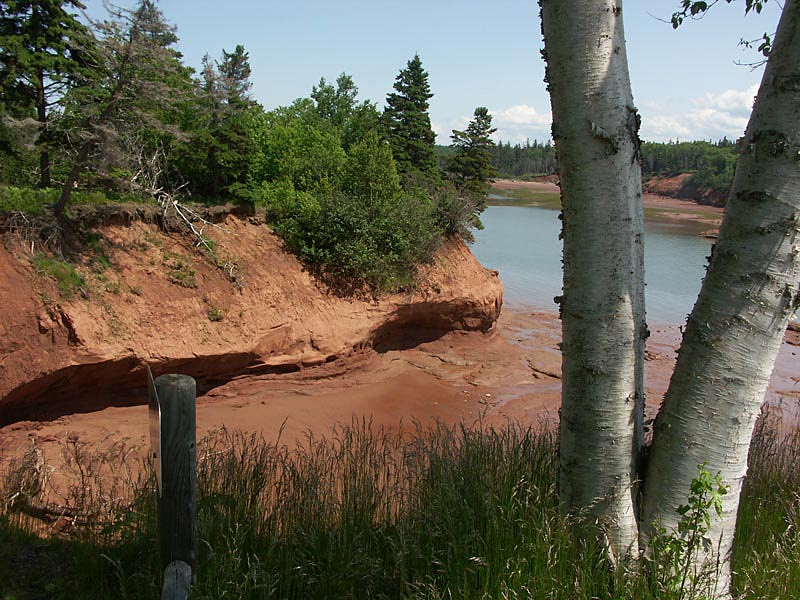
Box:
0 211 502 425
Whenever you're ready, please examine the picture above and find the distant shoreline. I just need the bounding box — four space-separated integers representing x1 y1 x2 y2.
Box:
490 178 724 238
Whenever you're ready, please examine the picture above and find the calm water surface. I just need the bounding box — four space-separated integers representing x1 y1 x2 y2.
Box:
470 205 713 325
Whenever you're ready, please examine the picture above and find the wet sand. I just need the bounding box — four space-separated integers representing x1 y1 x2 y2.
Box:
0 309 559 462
3 306 797 473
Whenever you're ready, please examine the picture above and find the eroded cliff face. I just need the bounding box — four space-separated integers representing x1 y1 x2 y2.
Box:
0 211 502 425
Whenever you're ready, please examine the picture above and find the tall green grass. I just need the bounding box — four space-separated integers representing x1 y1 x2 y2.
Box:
732 415 800 599
1 416 798 599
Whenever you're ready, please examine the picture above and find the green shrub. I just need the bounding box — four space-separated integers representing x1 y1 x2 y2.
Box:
270 189 440 292
206 305 224 322
163 253 197 288
249 104 346 192
255 179 320 225
0 186 58 215
434 184 483 243
258 133 443 292
646 464 728 599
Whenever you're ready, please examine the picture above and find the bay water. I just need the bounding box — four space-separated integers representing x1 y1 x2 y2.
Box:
470 205 714 325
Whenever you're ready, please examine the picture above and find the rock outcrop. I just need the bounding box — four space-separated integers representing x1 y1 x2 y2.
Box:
0 211 502 425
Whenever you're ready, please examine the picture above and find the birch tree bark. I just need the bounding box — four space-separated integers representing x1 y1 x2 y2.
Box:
540 0 646 561
642 1 800 594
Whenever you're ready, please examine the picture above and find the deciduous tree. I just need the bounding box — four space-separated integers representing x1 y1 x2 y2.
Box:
310 72 381 151
642 0 799 594
311 73 357 130
541 0 799 596
540 0 646 562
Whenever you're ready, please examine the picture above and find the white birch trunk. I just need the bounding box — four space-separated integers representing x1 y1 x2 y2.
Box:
540 0 646 561
642 2 800 596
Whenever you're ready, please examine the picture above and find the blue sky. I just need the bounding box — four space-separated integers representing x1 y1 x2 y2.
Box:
83 0 783 144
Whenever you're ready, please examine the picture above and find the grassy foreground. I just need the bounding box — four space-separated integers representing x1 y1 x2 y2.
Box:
1 416 798 599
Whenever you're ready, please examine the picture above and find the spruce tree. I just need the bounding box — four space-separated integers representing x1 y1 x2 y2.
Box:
187 44 255 197
0 0 93 187
54 0 191 214
218 44 252 107
383 54 438 179
446 106 497 206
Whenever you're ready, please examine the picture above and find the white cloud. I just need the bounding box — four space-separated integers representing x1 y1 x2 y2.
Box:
642 115 692 140
440 85 756 147
640 84 757 142
435 105 553 145
488 104 552 144
698 84 758 114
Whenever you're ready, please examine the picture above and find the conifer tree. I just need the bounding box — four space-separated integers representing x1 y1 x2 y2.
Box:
187 44 255 197
446 106 497 208
0 0 93 187
54 0 190 214
218 44 252 107
383 54 438 179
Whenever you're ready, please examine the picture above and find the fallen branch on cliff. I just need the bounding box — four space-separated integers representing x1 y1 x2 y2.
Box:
131 145 244 286
2 439 94 527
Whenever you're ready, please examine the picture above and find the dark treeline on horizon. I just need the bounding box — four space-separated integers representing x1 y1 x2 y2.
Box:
445 137 739 197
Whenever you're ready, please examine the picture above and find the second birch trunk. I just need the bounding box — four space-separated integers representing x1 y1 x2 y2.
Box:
642 2 800 596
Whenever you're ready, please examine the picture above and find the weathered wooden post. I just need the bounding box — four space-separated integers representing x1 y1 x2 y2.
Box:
149 369 197 600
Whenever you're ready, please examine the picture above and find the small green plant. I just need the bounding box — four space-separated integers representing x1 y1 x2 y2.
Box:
163 253 197 288
648 463 729 599
0 186 57 215
91 254 112 272
0 186 153 216
206 305 224 322
104 281 121 295
84 231 102 246
199 236 216 254
31 254 86 299
141 232 164 249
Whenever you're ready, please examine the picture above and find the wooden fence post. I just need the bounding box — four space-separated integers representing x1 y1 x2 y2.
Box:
154 373 197 599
